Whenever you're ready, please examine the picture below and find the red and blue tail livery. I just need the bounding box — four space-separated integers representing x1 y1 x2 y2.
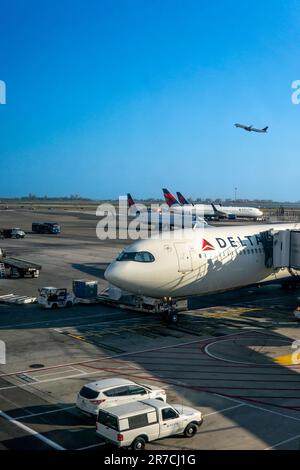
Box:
176 191 190 206
162 188 179 207
127 193 136 208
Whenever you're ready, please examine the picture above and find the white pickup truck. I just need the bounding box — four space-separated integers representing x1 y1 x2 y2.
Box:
96 398 203 450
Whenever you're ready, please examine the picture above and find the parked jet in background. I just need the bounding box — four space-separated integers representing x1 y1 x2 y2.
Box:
211 203 263 220
235 123 269 133
211 203 236 220
127 193 204 229
163 188 213 217
164 189 263 220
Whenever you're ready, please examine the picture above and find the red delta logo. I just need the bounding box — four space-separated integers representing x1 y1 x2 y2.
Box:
202 239 215 251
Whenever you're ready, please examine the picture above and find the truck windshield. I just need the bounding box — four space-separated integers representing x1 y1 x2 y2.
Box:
98 411 119 431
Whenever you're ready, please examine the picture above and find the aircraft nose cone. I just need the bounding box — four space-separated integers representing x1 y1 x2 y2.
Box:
104 262 123 287
104 261 147 295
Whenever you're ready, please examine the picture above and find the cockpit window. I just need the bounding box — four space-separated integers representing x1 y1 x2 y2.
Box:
116 251 155 262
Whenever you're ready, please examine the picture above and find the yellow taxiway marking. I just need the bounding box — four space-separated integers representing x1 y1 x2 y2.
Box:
69 334 85 341
273 354 295 365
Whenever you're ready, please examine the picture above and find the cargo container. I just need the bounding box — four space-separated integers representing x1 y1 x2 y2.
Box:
73 280 98 299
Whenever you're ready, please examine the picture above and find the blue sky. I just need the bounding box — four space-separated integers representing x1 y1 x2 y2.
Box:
1 0 300 200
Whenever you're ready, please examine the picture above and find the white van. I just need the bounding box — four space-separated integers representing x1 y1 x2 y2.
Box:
96 398 203 450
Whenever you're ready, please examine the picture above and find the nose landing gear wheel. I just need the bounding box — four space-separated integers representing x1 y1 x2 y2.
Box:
168 312 178 324
163 309 179 324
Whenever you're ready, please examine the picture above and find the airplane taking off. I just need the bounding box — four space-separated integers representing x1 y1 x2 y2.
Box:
235 123 269 133
105 222 300 319
164 188 263 220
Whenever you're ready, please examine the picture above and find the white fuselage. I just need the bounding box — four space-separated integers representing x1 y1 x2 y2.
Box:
170 204 263 219
128 203 263 220
105 223 300 299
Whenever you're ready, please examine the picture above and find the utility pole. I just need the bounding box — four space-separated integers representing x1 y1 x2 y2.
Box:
234 187 237 202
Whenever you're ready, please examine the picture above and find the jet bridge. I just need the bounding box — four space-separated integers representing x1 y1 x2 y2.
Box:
271 229 300 271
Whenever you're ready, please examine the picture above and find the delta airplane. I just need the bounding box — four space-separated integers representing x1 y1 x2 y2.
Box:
127 193 205 229
235 123 269 133
210 203 264 221
164 189 263 220
163 188 215 217
105 222 300 321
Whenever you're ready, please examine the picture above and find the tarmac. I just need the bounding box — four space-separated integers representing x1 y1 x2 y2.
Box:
0 208 300 450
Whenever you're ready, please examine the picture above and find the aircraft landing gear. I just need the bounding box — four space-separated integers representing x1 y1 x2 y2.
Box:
162 310 179 324
162 299 179 324
168 311 179 324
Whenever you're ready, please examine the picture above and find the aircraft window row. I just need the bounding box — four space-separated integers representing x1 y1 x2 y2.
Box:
241 248 263 255
199 247 263 259
116 251 155 262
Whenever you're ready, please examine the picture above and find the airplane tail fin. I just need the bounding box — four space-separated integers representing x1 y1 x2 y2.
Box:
162 188 179 207
211 202 218 213
176 192 192 206
262 126 268 132
127 193 135 208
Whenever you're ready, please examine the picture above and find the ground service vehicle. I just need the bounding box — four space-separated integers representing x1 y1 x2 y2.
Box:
0 251 41 278
0 228 25 239
96 398 203 450
37 287 77 308
76 378 166 416
32 222 60 234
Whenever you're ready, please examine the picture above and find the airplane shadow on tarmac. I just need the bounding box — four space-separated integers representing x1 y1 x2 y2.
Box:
71 263 110 280
1 314 300 449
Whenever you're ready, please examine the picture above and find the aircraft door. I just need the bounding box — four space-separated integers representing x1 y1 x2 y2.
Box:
174 243 193 273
